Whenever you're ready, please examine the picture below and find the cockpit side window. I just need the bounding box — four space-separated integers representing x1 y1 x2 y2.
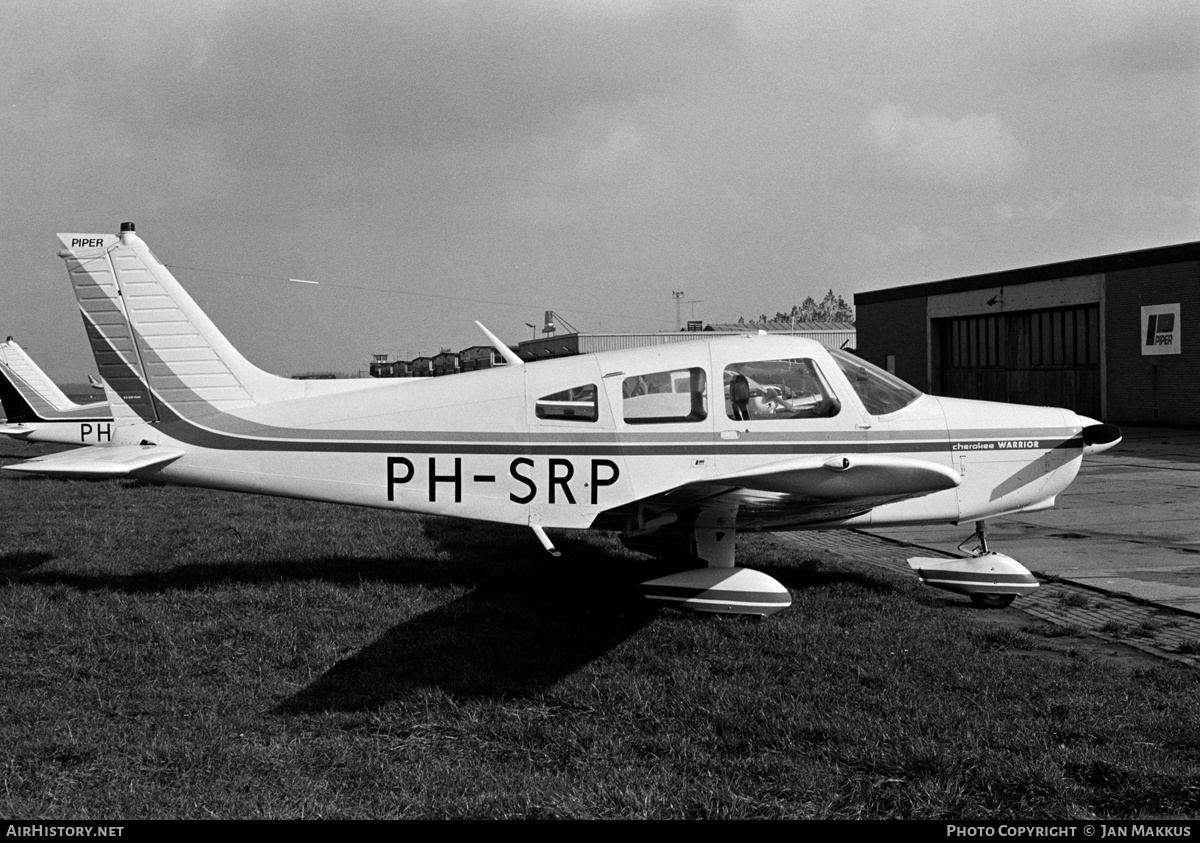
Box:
622 367 707 424
724 359 840 421
828 348 922 416
536 384 598 422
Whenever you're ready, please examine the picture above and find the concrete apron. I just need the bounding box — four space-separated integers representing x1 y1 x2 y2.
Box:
868 427 1200 615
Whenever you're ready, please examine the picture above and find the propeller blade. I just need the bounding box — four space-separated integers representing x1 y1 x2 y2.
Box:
1082 423 1121 447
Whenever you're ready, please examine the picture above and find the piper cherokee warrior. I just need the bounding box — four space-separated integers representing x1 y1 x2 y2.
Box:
8 224 1122 617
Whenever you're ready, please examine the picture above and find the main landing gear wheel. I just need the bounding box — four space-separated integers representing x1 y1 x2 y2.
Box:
969 593 1016 610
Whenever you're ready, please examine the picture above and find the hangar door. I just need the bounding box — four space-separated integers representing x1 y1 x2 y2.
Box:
937 305 1100 418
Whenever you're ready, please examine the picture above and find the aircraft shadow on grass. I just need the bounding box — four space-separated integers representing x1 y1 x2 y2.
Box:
0 510 895 704
277 524 901 710
0 551 54 578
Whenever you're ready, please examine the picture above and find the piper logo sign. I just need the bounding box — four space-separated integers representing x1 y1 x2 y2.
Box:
1141 304 1181 356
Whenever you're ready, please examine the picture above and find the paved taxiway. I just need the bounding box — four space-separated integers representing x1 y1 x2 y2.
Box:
870 426 1200 615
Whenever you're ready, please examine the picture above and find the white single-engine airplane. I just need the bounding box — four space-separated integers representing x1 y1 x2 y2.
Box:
7 223 1122 617
0 337 114 445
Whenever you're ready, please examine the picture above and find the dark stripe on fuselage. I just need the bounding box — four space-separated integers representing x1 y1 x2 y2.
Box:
148 426 1085 457
79 303 1085 459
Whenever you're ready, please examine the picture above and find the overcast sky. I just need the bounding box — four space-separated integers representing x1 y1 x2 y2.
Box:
3 0 1197 381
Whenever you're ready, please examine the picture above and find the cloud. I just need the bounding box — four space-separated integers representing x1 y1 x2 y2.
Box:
149 1 741 161
977 189 1200 228
1161 194 1200 215
1079 9 1200 77
498 120 674 222
2 1 741 198
861 104 1027 187
979 194 1070 224
854 224 960 262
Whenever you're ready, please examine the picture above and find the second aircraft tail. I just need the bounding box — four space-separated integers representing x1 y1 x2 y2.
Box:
0 338 80 412
0 339 107 423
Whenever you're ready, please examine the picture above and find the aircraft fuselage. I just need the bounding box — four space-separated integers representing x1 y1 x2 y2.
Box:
96 335 1088 535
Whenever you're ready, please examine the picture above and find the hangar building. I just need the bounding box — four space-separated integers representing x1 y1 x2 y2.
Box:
854 241 1200 426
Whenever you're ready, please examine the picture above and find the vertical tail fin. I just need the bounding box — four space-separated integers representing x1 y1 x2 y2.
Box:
0 340 107 422
0 339 77 411
58 224 310 423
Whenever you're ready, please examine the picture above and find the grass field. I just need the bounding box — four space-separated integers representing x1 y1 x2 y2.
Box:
1 439 1198 819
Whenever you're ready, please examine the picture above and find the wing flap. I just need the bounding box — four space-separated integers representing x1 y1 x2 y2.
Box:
4 444 184 478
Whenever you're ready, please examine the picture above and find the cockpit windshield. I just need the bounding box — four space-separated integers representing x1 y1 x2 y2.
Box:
828 348 922 416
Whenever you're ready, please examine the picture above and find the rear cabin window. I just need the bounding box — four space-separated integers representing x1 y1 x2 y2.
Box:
828 348 922 416
622 368 707 424
536 384 598 422
724 359 840 421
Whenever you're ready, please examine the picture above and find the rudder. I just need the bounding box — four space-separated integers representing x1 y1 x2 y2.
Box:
0 362 37 423
58 224 311 423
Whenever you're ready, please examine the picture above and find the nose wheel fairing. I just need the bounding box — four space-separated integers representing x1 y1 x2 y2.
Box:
907 520 1038 606
906 552 1038 601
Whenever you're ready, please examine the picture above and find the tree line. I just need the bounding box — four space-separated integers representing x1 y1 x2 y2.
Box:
737 289 854 324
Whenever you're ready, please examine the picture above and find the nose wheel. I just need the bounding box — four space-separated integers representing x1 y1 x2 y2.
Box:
969 592 1016 609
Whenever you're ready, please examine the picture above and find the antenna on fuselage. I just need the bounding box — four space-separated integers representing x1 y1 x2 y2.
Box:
531 525 561 557
474 321 522 367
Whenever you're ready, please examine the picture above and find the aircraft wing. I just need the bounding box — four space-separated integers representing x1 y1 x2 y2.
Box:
713 454 960 499
4 444 185 478
597 454 961 534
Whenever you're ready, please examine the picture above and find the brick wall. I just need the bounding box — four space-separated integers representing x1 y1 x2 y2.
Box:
1104 260 1200 425
854 295 930 391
